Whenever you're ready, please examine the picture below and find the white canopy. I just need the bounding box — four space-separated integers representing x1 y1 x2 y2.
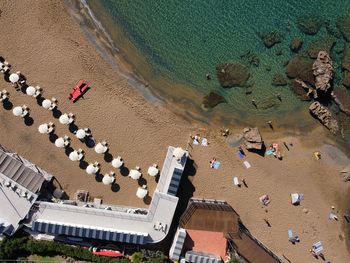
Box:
26 86 36 96
38 124 49 134
112 157 124 169
55 137 65 148
95 143 107 154
102 174 115 185
59 114 70 125
9 73 19 83
148 166 159 177
173 147 185 160
129 169 141 180
86 164 99 175
136 186 148 199
42 99 52 109
69 151 82 162
12 106 23 116
76 129 86 139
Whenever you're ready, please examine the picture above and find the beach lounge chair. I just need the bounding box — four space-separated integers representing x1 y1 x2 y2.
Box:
68 80 89 102
312 241 324 255
288 228 300 244
201 138 208 146
259 195 270 206
243 160 251 169
291 193 304 205
233 177 240 186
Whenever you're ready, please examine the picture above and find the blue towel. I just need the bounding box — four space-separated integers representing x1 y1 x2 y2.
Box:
193 140 199 145
213 161 221 169
266 149 274 156
288 228 293 238
238 152 245 159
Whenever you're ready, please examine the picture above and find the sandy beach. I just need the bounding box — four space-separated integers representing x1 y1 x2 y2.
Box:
0 1 350 262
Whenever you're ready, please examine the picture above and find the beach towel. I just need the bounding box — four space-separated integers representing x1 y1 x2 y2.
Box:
193 139 199 145
213 161 221 169
288 229 293 238
233 177 240 186
201 138 208 146
243 161 251 169
312 241 323 254
238 151 245 159
266 149 274 156
329 212 338 220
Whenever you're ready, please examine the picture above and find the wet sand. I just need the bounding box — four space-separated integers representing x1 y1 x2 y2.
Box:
0 1 349 262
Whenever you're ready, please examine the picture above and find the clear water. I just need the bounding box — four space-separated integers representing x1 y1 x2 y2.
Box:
87 0 350 132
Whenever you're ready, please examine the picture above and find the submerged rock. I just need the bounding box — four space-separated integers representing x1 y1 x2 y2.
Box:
306 37 336 59
216 62 250 87
258 31 282 48
341 44 350 72
297 15 323 35
343 71 350 89
289 79 313 101
202 91 226 109
286 56 315 85
242 127 264 150
312 51 333 92
290 38 303 52
272 73 288 86
309 101 339 134
240 50 260 67
337 16 350 42
331 88 350 116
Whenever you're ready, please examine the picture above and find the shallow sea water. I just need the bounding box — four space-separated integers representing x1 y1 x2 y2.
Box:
87 0 350 136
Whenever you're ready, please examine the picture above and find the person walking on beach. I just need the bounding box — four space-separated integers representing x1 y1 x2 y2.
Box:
252 99 257 108
263 218 271 227
267 120 273 130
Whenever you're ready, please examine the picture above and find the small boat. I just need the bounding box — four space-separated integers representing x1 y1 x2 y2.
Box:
91 247 124 258
68 80 89 102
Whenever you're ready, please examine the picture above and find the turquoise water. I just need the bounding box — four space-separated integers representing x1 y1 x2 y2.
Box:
88 0 350 131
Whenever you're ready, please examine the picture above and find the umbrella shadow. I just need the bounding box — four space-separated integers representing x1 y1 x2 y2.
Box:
20 84 28 94
52 108 62 119
64 146 74 156
49 133 58 143
144 195 152 205
36 96 44 106
104 152 113 163
247 144 266 157
24 116 34 126
2 100 13 110
95 172 103 182
68 123 78 134
3 72 10 83
120 166 129 177
138 177 147 187
111 183 120 193
155 173 160 183
85 136 96 148
79 160 88 170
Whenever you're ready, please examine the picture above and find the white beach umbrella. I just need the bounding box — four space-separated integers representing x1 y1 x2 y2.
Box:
38 123 50 134
55 137 65 148
42 99 52 109
148 166 159 177
69 151 82 162
136 186 148 199
59 114 70 125
112 157 124 169
173 147 185 160
26 86 36 96
76 129 86 139
95 142 107 154
102 174 115 185
129 169 141 180
9 73 19 83
12 106 23 116
86 163 99 175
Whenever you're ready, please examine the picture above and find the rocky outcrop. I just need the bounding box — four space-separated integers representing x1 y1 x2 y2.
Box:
289 79 313 101
297 16 323 35
309 101 339 134
331 88 350 116
242 127 264 150
216 62 250 87
286 56 315 85
337 16 350 42
306 37 336 59
272 73 288 86
290 38 303 52
258 31 282 48
202 91 226 109
312 51 333 92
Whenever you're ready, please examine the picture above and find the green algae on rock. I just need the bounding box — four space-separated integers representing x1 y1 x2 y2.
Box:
337 16 350 42
202 91 226 109
290 38 303 52
258 31 282 48
286 55 315 85
216 62 250 87
297 15 323 35
272 73 288 86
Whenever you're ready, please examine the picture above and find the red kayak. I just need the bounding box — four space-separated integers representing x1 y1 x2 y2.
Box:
68 80 89 102
92 248 124 258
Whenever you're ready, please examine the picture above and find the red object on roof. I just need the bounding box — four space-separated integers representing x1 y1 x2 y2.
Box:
92 249 124 258
186 229 227 260
68 80 89 102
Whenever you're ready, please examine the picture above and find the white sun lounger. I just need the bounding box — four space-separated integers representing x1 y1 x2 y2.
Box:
243 161 251 169
233 177 240 186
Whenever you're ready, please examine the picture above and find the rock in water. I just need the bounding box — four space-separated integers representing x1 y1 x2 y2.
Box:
297 16 323 35
289 79 313 101
341 44 350 72
306 37 336 59
242 127 264 150
337 16 350 42
258 31 282 48
331 88 350 116
286 56 315 85
343 71 350 89
290 38 303 52
312 51 333 92
272 73 288 86
309 101 339 134
202 91 226 109
216 62 250 87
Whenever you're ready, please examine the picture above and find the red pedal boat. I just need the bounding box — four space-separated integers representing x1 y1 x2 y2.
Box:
92 247 124 258
68 80 89 102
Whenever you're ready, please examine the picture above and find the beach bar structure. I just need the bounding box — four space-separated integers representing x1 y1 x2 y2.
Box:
29 146 188 244
0 145 53 238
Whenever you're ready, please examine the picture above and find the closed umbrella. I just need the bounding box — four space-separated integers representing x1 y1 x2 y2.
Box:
26 86 36 96
12 106 23 116
42 99 52 109
9 73 19 83
95 142 107 154
136 185 148 199
38 123 49 134
129 169 141 180
102 173 115 185
55 137 65 148
59 114 70 125
86 163 99 175
173 147 185 160
112 157 124 169
76 129 86 139
148 165 159 177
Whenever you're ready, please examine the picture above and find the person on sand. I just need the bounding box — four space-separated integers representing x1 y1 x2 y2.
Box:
192 134 200 145
210 157 216 169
